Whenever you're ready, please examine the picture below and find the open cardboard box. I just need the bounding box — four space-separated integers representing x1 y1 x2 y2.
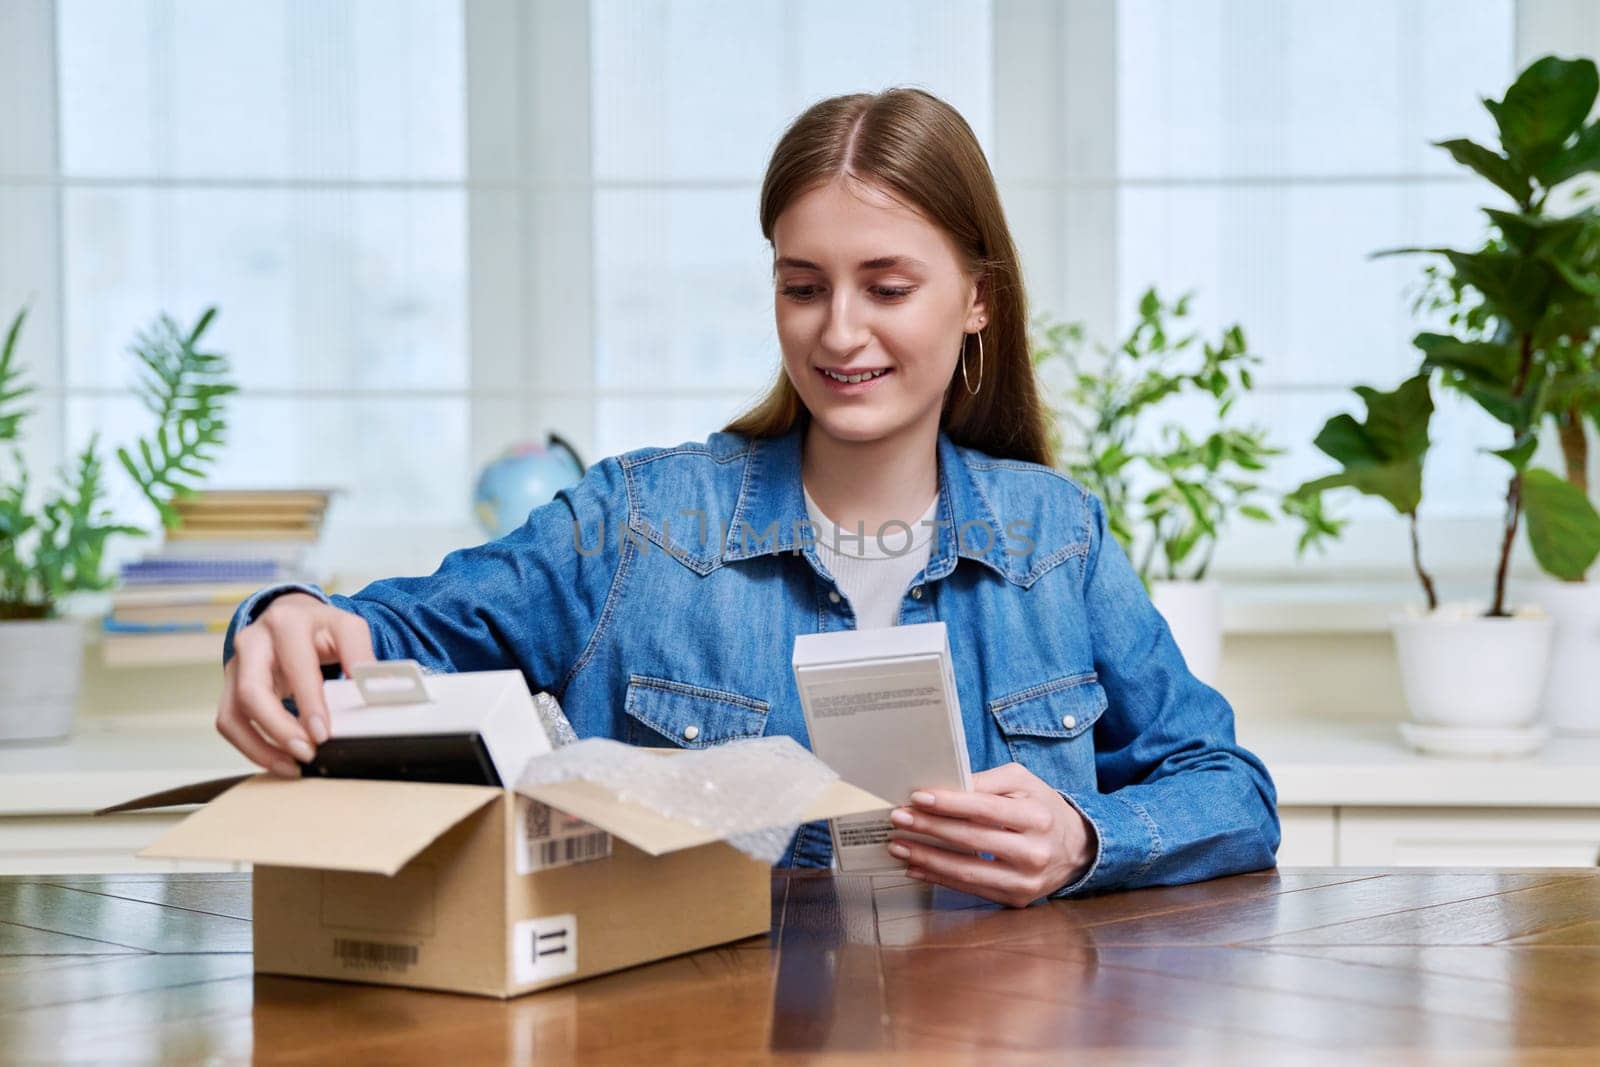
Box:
106 669 886 999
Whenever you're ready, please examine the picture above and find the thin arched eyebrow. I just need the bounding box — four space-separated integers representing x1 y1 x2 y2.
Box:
774 255 930 273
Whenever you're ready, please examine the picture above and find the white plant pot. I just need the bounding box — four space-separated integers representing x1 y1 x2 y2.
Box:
1150 578 1223 688
0 618 84 743
1529 578 1600 734
1391 613 1553 729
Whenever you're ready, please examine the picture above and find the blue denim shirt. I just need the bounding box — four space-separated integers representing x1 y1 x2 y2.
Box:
225 425 1280 896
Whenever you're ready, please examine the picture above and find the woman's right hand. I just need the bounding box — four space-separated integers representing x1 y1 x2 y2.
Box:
216 592 377 778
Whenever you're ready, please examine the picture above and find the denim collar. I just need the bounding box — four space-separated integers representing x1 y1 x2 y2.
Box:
721 423 1014 583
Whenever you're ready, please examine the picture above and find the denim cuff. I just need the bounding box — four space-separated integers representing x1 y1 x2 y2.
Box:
221 581 330 665
1050 788 1163 898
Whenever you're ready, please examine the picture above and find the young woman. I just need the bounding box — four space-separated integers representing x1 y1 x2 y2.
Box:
215 89 1279 907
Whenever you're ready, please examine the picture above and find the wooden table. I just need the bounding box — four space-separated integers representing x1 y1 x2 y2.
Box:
2 868 1599 1063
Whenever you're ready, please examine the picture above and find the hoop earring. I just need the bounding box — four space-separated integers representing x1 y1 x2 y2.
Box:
960 329 984 396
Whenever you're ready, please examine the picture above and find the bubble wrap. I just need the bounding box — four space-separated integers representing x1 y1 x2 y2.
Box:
531 691 580 748
515 734 840 863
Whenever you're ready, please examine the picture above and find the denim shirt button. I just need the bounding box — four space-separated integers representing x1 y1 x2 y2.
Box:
682 724 701 741
910 586 923 599
827 591 841 604
1061 714 1076 729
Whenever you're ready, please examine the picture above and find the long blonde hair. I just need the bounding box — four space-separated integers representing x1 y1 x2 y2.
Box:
723 88 1053 467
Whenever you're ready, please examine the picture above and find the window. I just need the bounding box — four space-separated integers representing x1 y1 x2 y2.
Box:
2 0 1575 583
3 0 471 576
586 0 992 458
1110 0 1520 577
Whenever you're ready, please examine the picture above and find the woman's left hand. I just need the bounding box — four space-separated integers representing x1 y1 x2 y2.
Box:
886 762 1096 908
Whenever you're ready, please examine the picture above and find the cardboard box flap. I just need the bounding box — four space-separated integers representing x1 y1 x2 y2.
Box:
98 774 252 815
802 779 894 822
517 777 889 857
139 776 502 876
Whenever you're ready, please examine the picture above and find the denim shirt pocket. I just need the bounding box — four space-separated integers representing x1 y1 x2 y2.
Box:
986 672 1107 792
623 674 770 749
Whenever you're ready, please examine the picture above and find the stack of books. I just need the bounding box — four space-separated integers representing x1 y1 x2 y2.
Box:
103 489 335 667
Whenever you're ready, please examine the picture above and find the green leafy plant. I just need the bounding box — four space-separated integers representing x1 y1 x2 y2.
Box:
116 308 234 529
0 306 234 619
1294 55 1600 616
1033 289 1322 582
1294 375 1438 610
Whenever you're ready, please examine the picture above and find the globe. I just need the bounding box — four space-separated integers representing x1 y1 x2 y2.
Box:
473 433 587 540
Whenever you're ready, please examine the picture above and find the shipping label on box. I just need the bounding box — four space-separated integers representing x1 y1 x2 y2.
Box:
514 798 612 875
511 912 579 985
331 935 422 974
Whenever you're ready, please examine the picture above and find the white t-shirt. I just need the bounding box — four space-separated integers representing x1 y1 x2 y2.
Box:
803 486 940 630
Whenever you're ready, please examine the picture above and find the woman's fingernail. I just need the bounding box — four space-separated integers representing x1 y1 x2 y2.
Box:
889 808 913 827
289 738 315 763
888 842 911 860
911 791 936 807
309 717 329 744
905 868 925 880
272 761 300 779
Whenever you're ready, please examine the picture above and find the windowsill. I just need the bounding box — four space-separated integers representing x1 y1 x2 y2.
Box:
1218 572 1571 635
1222 579 1424 635
1238 716 1600 808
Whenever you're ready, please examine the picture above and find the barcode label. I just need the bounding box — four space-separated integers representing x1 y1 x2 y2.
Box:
532 831 612 870
516 799 612 874
332 938 419 972
512 913 579 985
525 801 553 840
835 813 893 848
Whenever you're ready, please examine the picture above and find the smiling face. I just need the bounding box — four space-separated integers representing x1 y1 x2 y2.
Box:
771 178 986 448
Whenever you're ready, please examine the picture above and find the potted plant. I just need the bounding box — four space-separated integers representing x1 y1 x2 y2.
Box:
0 306 234 742
1293 55 1600 751
1033 290 1319 685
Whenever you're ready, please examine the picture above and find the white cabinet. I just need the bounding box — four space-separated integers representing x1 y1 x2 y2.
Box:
0 715 254 874
0 813 235 875
1278 806 1600 869
1277 806 1337 865
1336 808 1600 868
